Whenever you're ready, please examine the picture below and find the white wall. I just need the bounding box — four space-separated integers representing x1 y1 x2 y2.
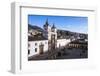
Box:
57 39 70 48
0 0 100 76
28 40 48 57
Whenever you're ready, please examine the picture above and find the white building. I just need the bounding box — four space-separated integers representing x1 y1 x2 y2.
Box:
28 40 48 57
28 19 70 57
57 39 70 48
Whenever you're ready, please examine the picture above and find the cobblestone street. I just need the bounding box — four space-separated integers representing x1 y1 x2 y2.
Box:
28 41 88 61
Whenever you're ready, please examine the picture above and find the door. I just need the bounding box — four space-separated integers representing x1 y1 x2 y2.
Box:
39 44 44 54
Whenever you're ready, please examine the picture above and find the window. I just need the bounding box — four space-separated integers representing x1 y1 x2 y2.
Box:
30 32 32 35
35 43 37 46
35 48 37 52
28 43 30 47
52 29 55 32
45 41 47 44
28 49 30 55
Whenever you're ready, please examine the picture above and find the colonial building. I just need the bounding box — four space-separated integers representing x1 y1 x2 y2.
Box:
28 19 71 57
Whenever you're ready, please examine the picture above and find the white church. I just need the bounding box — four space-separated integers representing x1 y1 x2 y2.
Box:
28 20 71 57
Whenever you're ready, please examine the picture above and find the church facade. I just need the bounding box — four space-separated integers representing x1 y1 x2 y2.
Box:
28 20 70 57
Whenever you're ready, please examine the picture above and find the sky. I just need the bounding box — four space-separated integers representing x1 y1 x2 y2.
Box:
28 15 88 34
